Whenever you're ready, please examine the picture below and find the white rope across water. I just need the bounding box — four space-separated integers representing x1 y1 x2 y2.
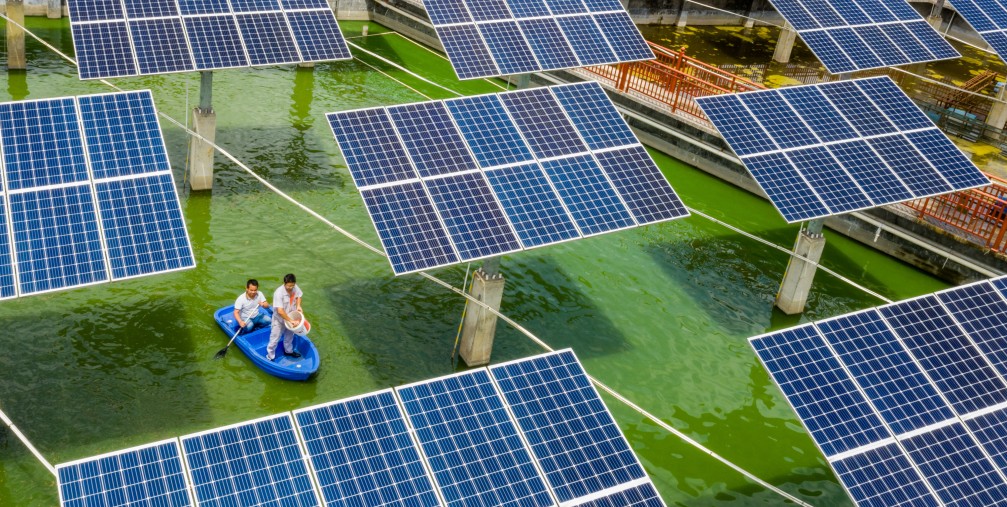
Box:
0 13 906 505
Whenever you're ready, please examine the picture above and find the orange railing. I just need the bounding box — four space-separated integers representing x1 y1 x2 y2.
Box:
576 42 765 123
904 173 1007 253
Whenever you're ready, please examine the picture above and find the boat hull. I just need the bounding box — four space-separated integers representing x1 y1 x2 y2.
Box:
214 306 319 381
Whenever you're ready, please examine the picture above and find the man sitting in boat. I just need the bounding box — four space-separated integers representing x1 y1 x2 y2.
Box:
267 273 303 361
234 279 271 333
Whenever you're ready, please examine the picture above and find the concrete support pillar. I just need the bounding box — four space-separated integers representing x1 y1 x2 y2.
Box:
743 0 757 28
297 62 315 68
6 0 26 71
775 221 826 315
676 6 688 28
47 0 62 19
773 24 797 64
458 268 505 367
927 0 944 30
987 82 1007 130
188 108 216 190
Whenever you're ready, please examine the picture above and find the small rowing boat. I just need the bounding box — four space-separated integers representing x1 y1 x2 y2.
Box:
214 306 319 381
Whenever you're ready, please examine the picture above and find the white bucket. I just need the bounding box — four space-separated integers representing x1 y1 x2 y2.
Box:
284 311 311 335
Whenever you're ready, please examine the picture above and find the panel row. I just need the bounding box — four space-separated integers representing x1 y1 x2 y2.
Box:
751 276 1007 506
68 0 351 79
0 91 195 300
57 349 667 507
945 0 1007 65
764 0 958 73
328 82 688 275
696 77 988 222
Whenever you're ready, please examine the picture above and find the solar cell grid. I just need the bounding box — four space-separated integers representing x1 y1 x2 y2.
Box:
867 135 952 197
593 12 655 62
396 370 556 507
879 24 937 62
0 198 15 300
821 28 885 69
825 141 914 204
445 94 534 169
965 408 1007 471
853 77 933 131
852 25 910 66
484 163 582 248
177 0 231 15
695 94 778 157
237 12 303 65
906 21 960 59
557 16 618 66
937 282 1007 380
437 25 500 81
183 15 251 70
327 108 418 188
230 0 283 12
594 146 689 224
905 130 991 190
830 442 938 507
180 414 321 507
68 0 124 22
541 155 636 236
819 81 897 137
552 82 637 151
286 10 352 62
424 172 522 260
571 482 665 507
776 82 858 144
518 19 580 70
544 0 588 14
388 102 479 178
505 0 552 17
901 422 1007 506
737 91 819 149
501 88 586 159
770 0 821 30
825 0 871 24
0 98 90 191
742 152 829 222
425 0 474 25
282 0 332 9
464 0 514 21
796 31 857 73
798 0 845 27
360 182 459 275
581 0 625 12
785 146 873 213
122 0 180 19
57 440 193 507
489 350 649 503
478 22 542 76
129 19 195 76
293 390 442 507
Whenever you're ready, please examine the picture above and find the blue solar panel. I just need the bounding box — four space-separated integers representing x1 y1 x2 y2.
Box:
544 0 588 14
574 483 665 507
388 102 479 178
738 91 819 149
965 409 1007 471
854 74 932 131
879 296 1007 415
517 19 580 70
558 15 619 66
770 0 821 30
184 15 250 70
445 94 534 169
490 350 648 502
830 443 938 507
506 0 552 18
595 146 688 224
293 391 442 507
327 109 418 187
484 163 581 248
867 135 953 197
122 0 180 18
9 185 108 296
57 440 193 507
786 146 873 213
936 282 1007 379
797 31 857 73
177 0 231 14
902 423 1007 506
743 152 829 222
751 324 892 457
798 0 845 27
0 197 15 300
905 21 959 59
236 12 302 65
230 0 282 12
542 155 635 236
0 98 89 191
825 141 914 204
464 0 513 21
853 26 910 66
695 94 778 157
95 174 195 280
68 0 124 22
594 12 654 61
478 21 541 75
424 0 473 24
282 0 331 8
823 28 886 69
816 310 954 435
581 0 624 11
424 172 523 260
78 91 170 179
820 81 897 137
905 130 990 190
437 25 501 80
397 370 555 507
286 10 352 62
553 82 636 151
880 23 939 62
501 88 586 159
827 0 871 24
984 31 1007 60
181 414 321 507
360 182 459 275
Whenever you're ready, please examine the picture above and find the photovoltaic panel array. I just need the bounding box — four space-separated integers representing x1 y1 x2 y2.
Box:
696 76 989 223
943 0 1007 63
327 81 688 275
421 0 654 80
750 274 1007 507
67 0 351 80
764 0 959 73
0 91 195 301
57 349 666 507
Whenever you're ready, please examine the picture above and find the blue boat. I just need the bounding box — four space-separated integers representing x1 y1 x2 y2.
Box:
214 306 320 381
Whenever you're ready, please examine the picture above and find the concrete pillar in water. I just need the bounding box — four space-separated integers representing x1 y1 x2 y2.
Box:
743 0 757 28
987 82 1007 130
676 5 688 28
927 0 945 30
773 24 797 63
47 0 62 18
775 220 826 315
7 0 26 71
459 260 505 367
188 72 216 191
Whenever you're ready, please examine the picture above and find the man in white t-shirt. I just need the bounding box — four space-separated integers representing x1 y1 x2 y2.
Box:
233 279 271 333
267 273 303 361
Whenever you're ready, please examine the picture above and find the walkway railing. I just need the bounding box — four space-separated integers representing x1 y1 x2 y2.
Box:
904 174 1007 254
577 42 764 123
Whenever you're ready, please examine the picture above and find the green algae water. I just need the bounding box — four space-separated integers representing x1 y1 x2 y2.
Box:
0 18 950 506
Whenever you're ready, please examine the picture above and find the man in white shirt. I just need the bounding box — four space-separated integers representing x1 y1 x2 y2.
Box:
234 279 271 333
267 273 304 361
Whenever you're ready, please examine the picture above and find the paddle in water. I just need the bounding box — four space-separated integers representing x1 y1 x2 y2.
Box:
214 326 243 360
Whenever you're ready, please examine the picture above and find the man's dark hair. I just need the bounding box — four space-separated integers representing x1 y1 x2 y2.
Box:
284 273 296 284
246 279 259 288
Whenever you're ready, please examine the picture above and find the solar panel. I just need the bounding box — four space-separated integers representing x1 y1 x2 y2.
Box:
750 275 1007 507
0 91 195 299
293 390 442 507
328 82 687 275
67 0 351 79
396 370 556 507
489 350 660 505
572 482 665 507
421 0 654 80
696 77 989 223
180 413 322 506
57 439 194 507
763 0 958 73
942 0 1007 65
